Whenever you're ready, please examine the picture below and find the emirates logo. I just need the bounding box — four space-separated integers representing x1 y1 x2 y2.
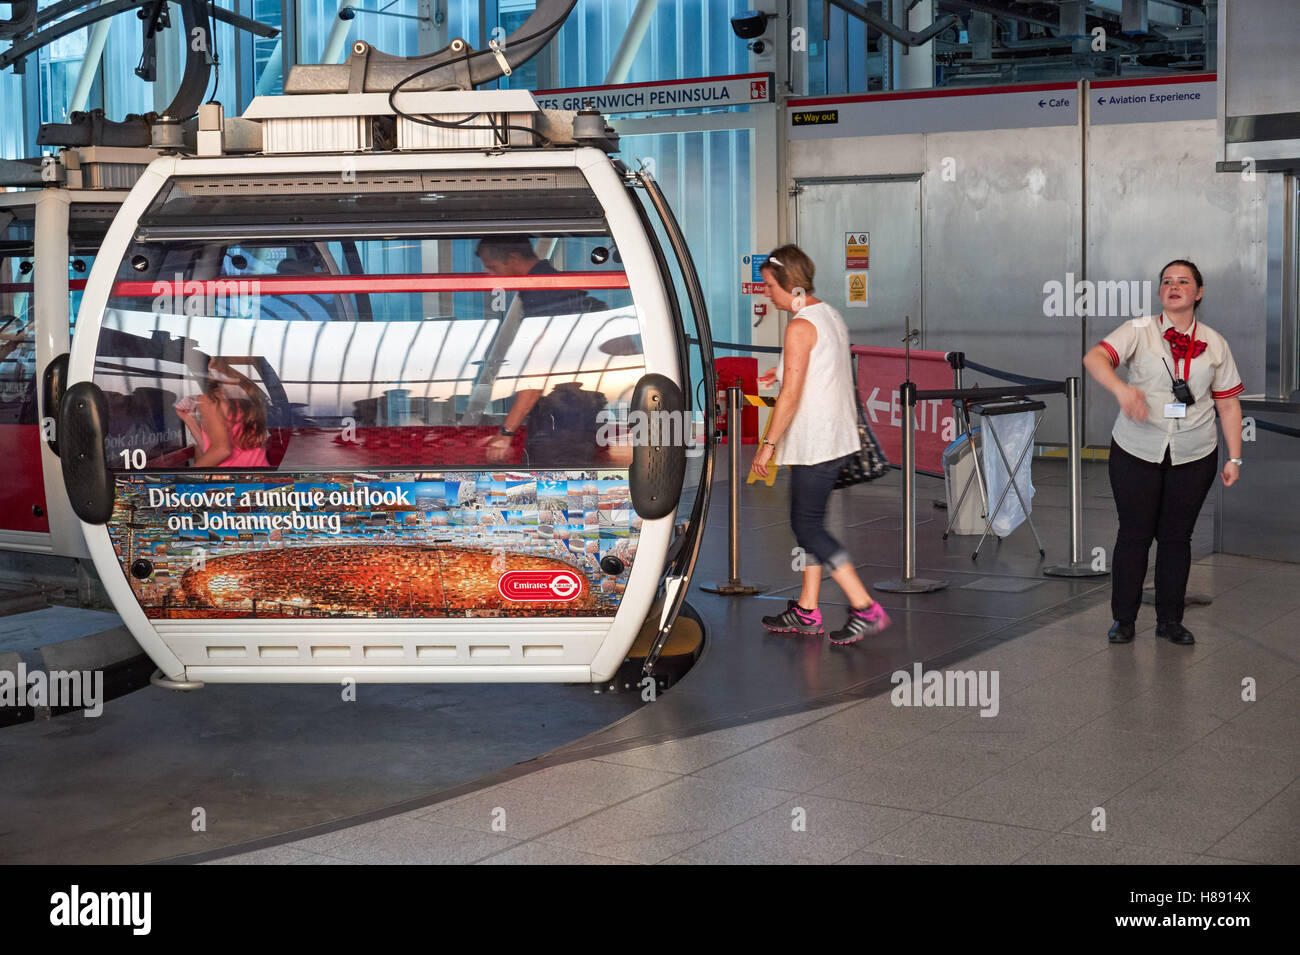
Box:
498 570 584 602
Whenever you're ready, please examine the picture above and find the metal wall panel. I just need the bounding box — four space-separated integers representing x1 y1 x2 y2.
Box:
922 125 1083 444
794 177 921 340
1215 403 1300 563
1084 119 1268 444
1222 0 1300 120
787 118 1270 448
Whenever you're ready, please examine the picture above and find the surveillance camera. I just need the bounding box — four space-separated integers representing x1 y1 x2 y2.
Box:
731 10 771 41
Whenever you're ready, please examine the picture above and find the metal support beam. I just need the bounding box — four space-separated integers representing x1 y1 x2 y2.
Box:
68 8 112 114
1122 0 1150 34
827 0 957 47
604 0 658 85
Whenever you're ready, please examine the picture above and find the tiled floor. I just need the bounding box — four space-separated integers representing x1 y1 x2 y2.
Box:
217 548 1300 864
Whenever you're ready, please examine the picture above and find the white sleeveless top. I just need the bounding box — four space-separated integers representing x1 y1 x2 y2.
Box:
774 302 862 466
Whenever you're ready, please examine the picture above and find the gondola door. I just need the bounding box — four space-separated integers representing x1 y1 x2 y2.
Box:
64 151 689 684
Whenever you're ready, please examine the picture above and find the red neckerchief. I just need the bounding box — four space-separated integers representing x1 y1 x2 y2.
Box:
1160 313 1205 379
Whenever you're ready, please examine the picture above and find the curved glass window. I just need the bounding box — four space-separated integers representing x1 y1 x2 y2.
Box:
93 171 647 473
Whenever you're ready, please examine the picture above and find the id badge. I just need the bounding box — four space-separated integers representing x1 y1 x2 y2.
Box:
1164 402 1187 418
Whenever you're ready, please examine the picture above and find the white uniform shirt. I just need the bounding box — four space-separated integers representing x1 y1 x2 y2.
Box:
1098 313 1243 465
774 302 862 466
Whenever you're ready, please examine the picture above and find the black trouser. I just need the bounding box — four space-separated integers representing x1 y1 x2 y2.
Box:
1108 440 1218 625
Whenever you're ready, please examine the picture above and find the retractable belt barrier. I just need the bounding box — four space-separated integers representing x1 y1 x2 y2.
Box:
876 356 1110 595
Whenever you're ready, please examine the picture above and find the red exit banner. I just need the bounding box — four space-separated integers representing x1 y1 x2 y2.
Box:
851 346 956 476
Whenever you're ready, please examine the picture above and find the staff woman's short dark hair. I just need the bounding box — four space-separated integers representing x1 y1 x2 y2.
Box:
762 244 815 294
1160 259 1204 310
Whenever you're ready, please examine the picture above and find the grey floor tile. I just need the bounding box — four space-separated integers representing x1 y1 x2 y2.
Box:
1204 779 1300 865
961 639 1104 685
207 845 323 865
692 742 865 792
936 769 1114 831
537 805 721 864
670 796 915 865
936 691 1106 754
501 759 679 806
866 813 1051 864
1013 833 1200 865
836 849 933 864
619 775 790 831
1192 855 1260 865
694 703 860 747
1062 744 1295 854
1003 741 1168 796
291 854 359 864
285 814 405 854
477 842 635 865
422 785 606 840
826 692 967 741
1200 693 1300 756
811 736 1026 811
758 717 916 764
1086 690 1226 748
314 816 518 864
592 736 750 775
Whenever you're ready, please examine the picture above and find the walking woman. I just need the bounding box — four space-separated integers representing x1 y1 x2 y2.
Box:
750 244 891 645
1083 259 1244 646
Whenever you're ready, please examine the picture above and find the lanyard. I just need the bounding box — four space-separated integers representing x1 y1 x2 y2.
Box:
1163 313 1197 380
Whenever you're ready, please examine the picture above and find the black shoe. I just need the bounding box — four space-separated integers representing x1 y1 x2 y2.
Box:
761 600 824 636
1108 621 1134 644
1155 621 1195 645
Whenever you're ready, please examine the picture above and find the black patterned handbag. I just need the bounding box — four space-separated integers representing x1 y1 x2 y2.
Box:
834 369 890 489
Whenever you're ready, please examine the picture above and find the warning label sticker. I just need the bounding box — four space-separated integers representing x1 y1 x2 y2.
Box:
846 272 868 308
845 232 869 270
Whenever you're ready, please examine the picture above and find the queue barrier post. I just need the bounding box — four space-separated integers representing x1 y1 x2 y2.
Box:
699 383 767 597
1044 375 1110 578
874 380 950 594
946 351 967 437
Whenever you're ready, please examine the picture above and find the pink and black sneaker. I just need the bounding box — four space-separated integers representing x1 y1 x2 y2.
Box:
761 600 824 636
829 602 891 645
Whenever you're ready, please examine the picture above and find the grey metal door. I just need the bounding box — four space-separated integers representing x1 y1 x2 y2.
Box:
794 176 922 343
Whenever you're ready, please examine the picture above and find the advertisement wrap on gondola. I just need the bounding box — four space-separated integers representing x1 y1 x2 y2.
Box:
111 471 636 618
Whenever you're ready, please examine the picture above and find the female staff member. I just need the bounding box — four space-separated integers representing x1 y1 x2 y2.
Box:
1083 260 1243 646
750 245 890 645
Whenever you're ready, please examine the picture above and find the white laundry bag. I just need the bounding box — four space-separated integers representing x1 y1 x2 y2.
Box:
981 411 1035 537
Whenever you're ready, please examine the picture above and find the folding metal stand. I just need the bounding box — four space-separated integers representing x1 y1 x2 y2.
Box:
969 398 1047 560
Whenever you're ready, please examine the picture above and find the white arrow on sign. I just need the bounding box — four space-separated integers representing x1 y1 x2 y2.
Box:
865 387 891 423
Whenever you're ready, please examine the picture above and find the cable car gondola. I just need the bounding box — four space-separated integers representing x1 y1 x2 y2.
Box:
59 9 716 687
0 182 133 558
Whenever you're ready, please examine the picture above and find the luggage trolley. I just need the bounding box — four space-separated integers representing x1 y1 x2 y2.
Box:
58 13 716 687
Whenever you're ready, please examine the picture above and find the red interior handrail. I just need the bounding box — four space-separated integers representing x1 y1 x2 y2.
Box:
0 280 89 292
110 272 630 297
